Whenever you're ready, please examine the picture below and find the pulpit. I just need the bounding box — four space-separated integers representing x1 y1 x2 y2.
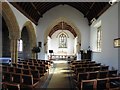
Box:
80 50 92 60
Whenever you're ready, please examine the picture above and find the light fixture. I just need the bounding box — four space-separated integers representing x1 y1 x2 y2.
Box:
90 18 96 24
109 0 120 5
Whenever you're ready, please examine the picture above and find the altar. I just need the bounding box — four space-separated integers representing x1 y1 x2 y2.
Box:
50 55 75 60
49 50 75 60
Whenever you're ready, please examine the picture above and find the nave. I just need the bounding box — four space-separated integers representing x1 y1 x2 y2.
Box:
42 60 73 89
1 58 120 90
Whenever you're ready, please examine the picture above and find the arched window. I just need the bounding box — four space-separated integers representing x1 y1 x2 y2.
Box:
59 33 67 48
18 39 23 52
97 26 102 52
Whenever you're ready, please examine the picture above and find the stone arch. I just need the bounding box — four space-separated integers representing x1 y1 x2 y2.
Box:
1 2 20 63
44 17 81 53
2 2 20 39
21 21 37 59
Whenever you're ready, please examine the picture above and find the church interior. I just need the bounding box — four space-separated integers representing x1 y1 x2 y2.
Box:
0 0 120 90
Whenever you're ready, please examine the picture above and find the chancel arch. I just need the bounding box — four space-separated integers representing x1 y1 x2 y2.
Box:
44 17 81 55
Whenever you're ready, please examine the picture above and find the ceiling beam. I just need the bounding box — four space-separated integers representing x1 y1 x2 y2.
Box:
10 2 38 25
85 2 95 17
31 2 41 16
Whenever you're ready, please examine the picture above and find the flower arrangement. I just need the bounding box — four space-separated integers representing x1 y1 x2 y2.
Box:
32 47 40 53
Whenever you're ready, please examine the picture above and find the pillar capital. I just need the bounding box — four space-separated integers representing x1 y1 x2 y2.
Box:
9 33 20 40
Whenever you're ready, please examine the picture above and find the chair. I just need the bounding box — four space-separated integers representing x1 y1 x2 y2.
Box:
39 64 46 72
2 82 20 90
33 61 38 64
8 67 14 72
98 71 108 79
28 62 33 65
23 65 29 69
2 66 8 72
11 73 21 83
75 68 85 75
22 69 30 75
101 66 109 71
15 68 22 74
30 70 40 80
108 70 118 77
93 67 101 71
85 67 93 72
23 62 27 65
82 64 88 67
17 64 23 68
89 61 96 64
0 82 4 90
34 63 39 66
22 75 33 85
81 79 96 90
93 63 100 67
97 78 109 90
88 72 98 80
109 77 120 89
12 63 17 67
89 64 95 67
36 66 45 76
21 74 39 89
76 73 88 89
2 72 11 82
29 66 36 70
74 64 82 70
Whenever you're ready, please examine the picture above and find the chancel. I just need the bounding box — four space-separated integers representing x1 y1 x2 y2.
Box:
0 1 120 90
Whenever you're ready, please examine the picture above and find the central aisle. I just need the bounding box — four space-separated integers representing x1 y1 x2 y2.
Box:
42 60 73 89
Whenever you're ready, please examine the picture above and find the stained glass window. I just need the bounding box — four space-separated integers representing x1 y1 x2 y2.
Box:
59 33 67 48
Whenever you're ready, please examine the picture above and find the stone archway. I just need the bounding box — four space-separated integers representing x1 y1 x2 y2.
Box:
44 17 81 53
2 2 20 63
22 21 37 59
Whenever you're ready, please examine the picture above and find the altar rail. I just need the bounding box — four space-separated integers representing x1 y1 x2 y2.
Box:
50 55 75 60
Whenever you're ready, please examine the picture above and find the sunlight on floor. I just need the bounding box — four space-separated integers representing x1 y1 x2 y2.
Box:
53 68 68 74
47 59 71 88
49 60 69 74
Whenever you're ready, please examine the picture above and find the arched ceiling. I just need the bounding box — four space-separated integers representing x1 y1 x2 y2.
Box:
10 2 111 25
49 21 77 37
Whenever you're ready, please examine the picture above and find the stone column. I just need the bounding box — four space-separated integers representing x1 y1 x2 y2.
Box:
32 52 36 59
76 42 81 53
10 39 18 64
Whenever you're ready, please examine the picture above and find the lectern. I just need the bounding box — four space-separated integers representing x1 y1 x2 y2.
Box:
49 50 53 60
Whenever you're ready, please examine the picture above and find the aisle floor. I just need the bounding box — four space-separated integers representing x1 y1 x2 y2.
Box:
42 60 74 89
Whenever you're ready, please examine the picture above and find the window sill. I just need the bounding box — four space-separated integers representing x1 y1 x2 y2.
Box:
18 51 23 53
92 51 101 53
